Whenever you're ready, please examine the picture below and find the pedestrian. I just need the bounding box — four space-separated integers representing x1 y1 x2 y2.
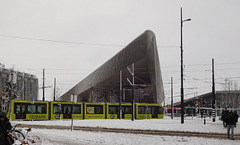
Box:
222 108 229 127
0 112 13 145
226 111 236 140
233 110 238 127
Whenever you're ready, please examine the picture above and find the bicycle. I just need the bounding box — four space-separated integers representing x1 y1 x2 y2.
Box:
8 124 42 145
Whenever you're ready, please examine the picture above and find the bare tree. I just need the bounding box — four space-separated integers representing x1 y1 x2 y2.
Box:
222 78 240 108
87 85 106 102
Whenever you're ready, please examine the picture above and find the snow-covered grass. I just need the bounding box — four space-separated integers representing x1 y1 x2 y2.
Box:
11 116 240 145
13 116 240 134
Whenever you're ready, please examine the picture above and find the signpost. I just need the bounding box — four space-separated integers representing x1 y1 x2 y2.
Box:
31 98 34 104
8 70 17 122
31 98 34 121
71 94 77 131
56 104 61 120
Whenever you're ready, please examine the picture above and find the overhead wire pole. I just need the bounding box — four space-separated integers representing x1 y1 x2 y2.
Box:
71 94 75 131
54 78 56 101
119 70 122 119
126 63 135 121
180 7 191 124
171 77 173 119
132 63 135 121
212 59 216 122
43 68 45 101
41 69 52 101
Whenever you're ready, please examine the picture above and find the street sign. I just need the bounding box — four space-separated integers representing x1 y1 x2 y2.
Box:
55 114 60 119
31 98 34 104
71 95 77 103
110 114 115 119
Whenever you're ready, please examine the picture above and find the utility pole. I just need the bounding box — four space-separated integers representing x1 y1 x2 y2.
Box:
212 59 216 122
40 69 51 101
119 70 122 119
131 63 135 121
126 63 135 121
43 69 45 101
71 94 75 131
53 78 56 101
171 77 173 119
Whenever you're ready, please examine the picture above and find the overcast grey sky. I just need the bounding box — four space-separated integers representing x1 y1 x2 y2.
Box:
1 0 240 104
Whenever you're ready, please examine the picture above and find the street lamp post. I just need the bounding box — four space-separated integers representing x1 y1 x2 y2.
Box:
180 7 191 124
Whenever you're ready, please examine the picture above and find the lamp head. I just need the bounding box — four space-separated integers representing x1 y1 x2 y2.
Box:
182 19 191 23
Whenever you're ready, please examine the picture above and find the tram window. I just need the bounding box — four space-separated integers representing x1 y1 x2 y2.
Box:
145 107 149 114
124 106 131 114
109 106 118 114
63 105 72 114
138 106 145 114
73 105 81 114
27 105 36 114
159 107 163 114
22 105 26 113
95 105 103 114
86 105 103 114
53 104 61 114
152 107 158 114
15 104 21 114
37 104 47 114
14 103 26 114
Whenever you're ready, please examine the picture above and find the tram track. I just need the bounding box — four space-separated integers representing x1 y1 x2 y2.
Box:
17 124 240 140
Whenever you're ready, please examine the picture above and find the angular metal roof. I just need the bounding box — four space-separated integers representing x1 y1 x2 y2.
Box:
58 30 165 104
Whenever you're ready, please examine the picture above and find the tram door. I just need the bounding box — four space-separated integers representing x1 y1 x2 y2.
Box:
122 106 131 119
15 103 26 119
151 106 158 118
63 105 72 119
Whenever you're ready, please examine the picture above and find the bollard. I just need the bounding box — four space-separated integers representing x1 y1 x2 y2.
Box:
204 110 206 125
212 109 216 122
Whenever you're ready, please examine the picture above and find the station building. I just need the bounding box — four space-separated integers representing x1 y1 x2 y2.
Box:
58 30 165 104
171 91 240 116
174 91 240 109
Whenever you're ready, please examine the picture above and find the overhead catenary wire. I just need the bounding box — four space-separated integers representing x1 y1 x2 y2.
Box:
0 34 177 48
2 34 238 98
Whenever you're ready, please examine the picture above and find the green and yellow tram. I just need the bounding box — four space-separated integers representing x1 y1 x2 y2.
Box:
50 101 83 120
84 102 105 119
8 100 49 120
7 100 163 120
107 103 132 119
136 103 163 119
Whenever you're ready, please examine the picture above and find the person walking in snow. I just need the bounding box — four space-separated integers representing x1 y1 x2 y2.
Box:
0 112 13 145
226 111 236 140
222 108 229 127
233 110 238 127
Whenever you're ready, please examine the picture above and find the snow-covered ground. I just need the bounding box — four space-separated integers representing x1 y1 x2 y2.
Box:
11 116 239 145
